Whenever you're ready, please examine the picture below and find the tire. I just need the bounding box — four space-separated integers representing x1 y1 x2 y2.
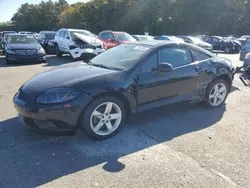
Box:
55 44 62 57
79 96 126 140
205 79 229 108
224 47 232 54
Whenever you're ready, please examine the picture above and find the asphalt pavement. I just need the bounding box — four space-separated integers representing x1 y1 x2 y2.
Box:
0 51 249 188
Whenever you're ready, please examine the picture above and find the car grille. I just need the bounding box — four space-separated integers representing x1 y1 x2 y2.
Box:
15 49 37 55
78 44 97 49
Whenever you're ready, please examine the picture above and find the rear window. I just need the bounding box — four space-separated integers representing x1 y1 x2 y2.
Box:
113 33 136 42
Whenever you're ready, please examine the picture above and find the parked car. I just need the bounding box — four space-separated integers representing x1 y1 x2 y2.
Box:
240 37 250 61
178 36 213 51
4 34 46 64
154 35 184 43
0 31 16 48
38 31 56 54
98 30 136 49
19 31 34 35
55 28 105 61
202 36 240 53
132 35 154 41
1 33 12 54
14 40 233 140
237 35 250 44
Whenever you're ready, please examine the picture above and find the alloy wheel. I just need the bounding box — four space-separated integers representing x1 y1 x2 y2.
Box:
90 102 122 136
209 83 227 107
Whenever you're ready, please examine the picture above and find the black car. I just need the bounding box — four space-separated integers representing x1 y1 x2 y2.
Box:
13 41 233 140
4 34 46 64
202 36 240 53
38 31 56 54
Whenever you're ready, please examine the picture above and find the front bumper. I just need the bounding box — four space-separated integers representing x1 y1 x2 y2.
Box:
70 48 105 59
6 54 46 63
13 92 93 132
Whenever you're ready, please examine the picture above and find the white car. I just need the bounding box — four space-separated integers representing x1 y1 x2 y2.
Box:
55 28 105 60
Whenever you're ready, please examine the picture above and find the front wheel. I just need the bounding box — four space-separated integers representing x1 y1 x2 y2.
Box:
79 96 126 140
206 79 229 107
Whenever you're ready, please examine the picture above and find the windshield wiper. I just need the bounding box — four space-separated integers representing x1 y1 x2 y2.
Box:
88 60 122 71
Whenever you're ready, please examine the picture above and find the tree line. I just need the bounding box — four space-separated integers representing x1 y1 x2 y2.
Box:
1 0 250 36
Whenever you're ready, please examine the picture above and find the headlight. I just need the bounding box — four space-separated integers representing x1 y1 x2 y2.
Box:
37 48 45 54
6 48 15 54
36 88 81 104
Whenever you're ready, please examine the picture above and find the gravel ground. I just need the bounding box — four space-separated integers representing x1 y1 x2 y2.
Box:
0 52 249 188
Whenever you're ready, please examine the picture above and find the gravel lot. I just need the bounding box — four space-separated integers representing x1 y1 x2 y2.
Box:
0 51 249 188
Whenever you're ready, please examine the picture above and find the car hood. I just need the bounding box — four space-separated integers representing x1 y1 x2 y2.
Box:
20 62 118 97
74 33 102 47
7 43 41 50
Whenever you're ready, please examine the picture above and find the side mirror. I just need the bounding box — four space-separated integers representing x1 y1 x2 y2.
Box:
154 63 173 72
66 36 70 40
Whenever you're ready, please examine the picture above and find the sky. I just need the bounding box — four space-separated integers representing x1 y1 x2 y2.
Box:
0 0 89 22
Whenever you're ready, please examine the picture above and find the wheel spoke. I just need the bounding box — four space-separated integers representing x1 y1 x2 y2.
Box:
218 85 226 93
217 94 224 100
110 113 121 120
105 121 113 132
213 85 219 92
104 103 113 114
94 121 104 132
213 97 218 105
92 110 103 118
209 94 215 99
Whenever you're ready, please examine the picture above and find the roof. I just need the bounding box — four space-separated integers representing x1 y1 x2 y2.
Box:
129 40 176 47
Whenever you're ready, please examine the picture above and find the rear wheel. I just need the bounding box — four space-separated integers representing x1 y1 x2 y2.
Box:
79 96 126 140
206 79 229 107
55 44 62 57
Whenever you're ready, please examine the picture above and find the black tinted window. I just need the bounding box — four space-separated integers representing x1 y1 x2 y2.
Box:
58 31 63 37
159 48 192 68
192 50 211 61
99 32 113 40
212 38 220 43
140 53 157 73
64 31 69 39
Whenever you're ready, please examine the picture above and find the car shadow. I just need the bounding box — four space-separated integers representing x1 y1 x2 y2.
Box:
0 103 226 187
42 55 73 67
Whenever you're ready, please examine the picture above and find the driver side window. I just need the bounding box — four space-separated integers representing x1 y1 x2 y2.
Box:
159 47 192 68
140 53 157 73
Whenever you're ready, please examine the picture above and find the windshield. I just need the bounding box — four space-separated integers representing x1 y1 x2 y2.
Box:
8 35 37 44
45 32 55 39
70 30 96 40
113 33 136 42
90 44 150 70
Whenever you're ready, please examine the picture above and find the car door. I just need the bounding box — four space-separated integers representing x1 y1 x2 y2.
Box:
57 30 64 51
63 30 71 52
137 46 201 107
211 37 221 50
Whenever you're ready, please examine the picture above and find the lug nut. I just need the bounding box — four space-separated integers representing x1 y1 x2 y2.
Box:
102 120 105 123
106 120 109 123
